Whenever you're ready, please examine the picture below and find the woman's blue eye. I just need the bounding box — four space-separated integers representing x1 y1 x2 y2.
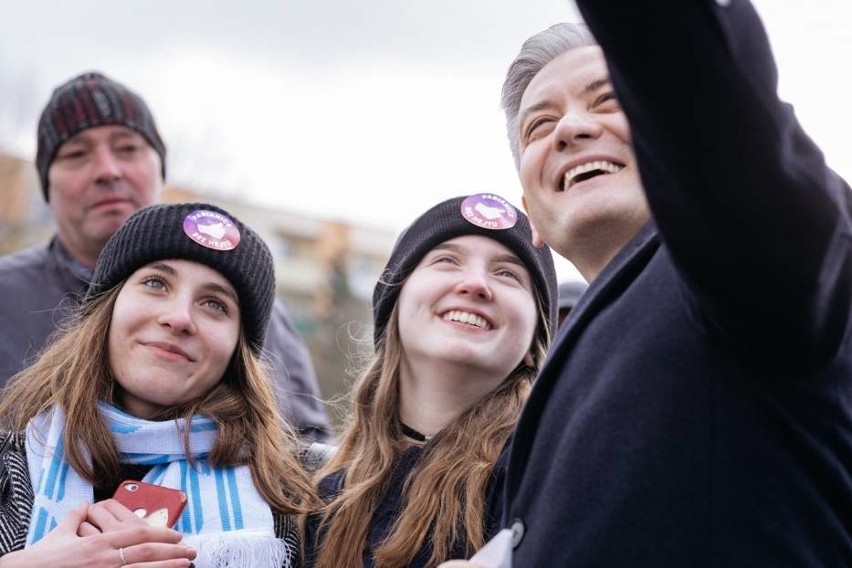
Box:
432 255 458 265
496 268 522 282
142 277 166 289
202 298 229 314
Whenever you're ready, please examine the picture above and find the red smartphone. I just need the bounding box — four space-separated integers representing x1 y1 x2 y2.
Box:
112 480 188 528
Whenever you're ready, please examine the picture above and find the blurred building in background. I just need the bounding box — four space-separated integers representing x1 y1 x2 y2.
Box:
0 153 52 255
0 149 395 422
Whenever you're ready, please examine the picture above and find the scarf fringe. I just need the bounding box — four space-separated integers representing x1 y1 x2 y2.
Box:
183 531 291 568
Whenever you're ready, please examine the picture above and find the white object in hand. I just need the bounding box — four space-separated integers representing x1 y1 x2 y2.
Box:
469 528 513 568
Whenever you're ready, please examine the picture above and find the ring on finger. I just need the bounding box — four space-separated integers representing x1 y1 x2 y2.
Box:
118 546 128 566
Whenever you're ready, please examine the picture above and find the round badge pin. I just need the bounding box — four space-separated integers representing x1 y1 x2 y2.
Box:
460 193 518 230
183 209 241 251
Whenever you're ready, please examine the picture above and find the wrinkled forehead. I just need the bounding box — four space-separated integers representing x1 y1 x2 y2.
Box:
519 46 610 115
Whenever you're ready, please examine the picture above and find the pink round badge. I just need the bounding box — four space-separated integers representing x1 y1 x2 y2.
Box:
182 210 241 251
459 193 518 230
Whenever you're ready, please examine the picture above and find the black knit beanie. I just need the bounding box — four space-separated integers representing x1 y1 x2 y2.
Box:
373 193 557 346
88 202 275 353
36 71 167 201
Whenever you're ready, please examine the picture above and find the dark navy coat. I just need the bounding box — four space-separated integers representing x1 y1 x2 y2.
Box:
505 1 852 566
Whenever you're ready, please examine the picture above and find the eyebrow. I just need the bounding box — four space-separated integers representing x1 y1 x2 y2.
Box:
149 261 177 276
204 282 239 305
109 130 142 142
432 243 527 268
518 76 613 131
495 254 527 269
517 100 553 132
64 127 142 144
147 262 239 304
57 133 90 149
582 78 612 96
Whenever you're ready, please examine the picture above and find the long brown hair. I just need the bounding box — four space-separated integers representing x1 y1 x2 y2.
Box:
0 283 317 514
314 286 551 568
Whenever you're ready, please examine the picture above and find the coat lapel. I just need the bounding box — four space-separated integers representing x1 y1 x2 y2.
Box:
505 223 660 506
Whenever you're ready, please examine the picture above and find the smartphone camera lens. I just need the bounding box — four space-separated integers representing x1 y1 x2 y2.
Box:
125 483 139 492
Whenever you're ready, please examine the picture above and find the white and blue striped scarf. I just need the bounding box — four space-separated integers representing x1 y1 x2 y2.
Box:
25 403 290 567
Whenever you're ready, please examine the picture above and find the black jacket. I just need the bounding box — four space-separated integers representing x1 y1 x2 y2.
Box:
306 445 507 567
505 1 852 566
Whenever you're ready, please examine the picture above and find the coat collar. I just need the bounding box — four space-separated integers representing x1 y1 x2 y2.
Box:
552 221 659 350
504 221 660 510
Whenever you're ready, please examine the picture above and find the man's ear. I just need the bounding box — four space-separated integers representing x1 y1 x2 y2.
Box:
521 194 545 248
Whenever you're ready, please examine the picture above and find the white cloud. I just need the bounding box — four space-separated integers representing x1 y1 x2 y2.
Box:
1 0 848 284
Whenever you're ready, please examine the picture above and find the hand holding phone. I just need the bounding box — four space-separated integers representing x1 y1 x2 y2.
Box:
112 480 187 528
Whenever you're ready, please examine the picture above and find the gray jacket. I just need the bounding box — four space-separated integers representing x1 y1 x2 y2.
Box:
0 237 332 442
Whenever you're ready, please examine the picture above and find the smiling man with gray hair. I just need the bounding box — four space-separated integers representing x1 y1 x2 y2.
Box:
439 1 852 566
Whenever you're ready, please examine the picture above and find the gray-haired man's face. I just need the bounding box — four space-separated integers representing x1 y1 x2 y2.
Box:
516 46 649 276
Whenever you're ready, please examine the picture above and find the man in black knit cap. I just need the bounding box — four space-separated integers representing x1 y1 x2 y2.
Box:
0 72 332 442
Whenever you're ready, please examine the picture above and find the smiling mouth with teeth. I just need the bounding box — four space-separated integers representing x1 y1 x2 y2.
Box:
442 310 491 330
563 160 624 190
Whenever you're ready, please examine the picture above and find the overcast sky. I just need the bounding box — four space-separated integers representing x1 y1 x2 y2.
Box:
2 1 850 281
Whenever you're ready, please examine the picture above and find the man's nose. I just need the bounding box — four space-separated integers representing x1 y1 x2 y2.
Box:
552 111 603 152
91 146 122 182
